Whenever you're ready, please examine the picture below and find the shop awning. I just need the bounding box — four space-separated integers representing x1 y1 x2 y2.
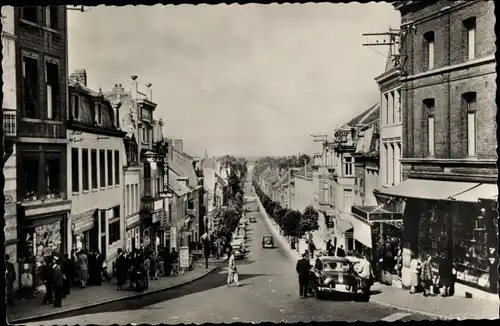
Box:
351 205 402 222
450 183 498 203
335 218 353 235
373 179 483 201
349 214 373 249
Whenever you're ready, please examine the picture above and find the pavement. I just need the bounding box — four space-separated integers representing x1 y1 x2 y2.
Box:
8 260 220 324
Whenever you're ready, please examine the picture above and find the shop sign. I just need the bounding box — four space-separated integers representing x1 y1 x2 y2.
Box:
179 246 190 268
152 211 162 224
126 214 140 228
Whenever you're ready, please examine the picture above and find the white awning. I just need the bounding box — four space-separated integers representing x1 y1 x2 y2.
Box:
451 183 498 203
374 179 483 201
349 214 373 249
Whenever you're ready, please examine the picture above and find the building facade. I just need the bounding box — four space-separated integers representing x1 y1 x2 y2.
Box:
14 6 71 290
375 0 497 299
123 133 142 253
67 71 127 270
2 6 19 290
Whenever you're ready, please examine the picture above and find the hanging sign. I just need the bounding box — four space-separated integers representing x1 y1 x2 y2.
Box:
179 246 190 269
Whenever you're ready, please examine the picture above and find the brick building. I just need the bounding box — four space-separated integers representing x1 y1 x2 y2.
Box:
67 71 127 271
375 0 497 299
13 6 71 291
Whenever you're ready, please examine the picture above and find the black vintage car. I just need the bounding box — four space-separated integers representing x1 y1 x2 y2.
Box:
262 236 274 248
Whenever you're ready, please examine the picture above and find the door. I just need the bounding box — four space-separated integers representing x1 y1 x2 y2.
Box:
100 210 107 258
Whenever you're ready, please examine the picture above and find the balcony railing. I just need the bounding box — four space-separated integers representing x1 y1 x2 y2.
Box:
143 198 164 213
3 109 16 137
19 118 65 139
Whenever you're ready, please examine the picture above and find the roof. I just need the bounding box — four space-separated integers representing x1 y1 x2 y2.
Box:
69 78 111 105
214 171 227 186
345 103 380 128
168 170 191 197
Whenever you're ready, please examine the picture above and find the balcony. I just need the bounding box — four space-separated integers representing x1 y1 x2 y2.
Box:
142 198 164 213
18 117 65 139
3 109 16 138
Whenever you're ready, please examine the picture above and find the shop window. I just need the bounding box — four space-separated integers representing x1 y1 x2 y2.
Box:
22 7 38 23
91 149 98 189
45 6 58 30
71 95 80 120
23 153 40 201
45 60 59 120
423 31 435 70
463 17 476 61
46 156 61 198
22 55 39 119
99 149 106 187
71 148 79 193
82 149 89 191
107 150 113 186
109 220 120 245
114 150 120 185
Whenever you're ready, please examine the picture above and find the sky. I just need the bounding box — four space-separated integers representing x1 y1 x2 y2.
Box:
68 3 400 158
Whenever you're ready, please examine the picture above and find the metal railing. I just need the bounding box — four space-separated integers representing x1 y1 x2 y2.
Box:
3 109 16 137
18 118 65 138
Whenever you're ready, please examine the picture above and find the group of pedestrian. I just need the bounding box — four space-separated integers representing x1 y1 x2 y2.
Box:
409 252 457 297
114 247 180 291
324 239 346 258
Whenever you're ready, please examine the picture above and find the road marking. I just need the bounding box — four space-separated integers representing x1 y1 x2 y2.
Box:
380 313 412 322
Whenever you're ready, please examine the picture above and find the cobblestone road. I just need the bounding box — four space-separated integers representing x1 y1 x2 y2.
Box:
22 181 437 325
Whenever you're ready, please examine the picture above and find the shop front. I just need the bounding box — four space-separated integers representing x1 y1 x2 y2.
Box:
332 213 354 252
126 213 143 252
151 209 167 252
71 209 98 252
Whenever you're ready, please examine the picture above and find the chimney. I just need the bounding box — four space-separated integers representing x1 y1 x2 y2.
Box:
70 69 87 86
146 83 153 101
173 139 183 153
131 76 138 100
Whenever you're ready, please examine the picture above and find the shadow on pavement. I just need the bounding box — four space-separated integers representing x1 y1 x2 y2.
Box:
316 289 382 302
32 271 269 322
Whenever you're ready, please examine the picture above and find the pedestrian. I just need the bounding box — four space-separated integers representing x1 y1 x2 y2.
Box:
203 238 211 269
296 252 311 299
20 263 34 300
438 253 454 297
409 253 422 294
115 248 128 290
171 247 179 276
150 250 158 280
336 245 346 258
5 254 16 306
41 258 54 305
61 254 73 297
420 254 433 297
225 248 240 287
325 239 334 256
77 249 89 288
93 251 104 285
52 256 64 307
143 253 151 288
357 252 375 301
158 256 165 277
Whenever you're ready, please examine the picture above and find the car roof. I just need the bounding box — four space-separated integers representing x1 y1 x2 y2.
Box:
319 256 351 263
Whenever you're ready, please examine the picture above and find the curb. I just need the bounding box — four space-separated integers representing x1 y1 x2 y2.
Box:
10 266 218 324
369 297 453 320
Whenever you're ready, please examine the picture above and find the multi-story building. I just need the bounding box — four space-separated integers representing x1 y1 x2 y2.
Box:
14 6 71 290
375 0 497 299
123 130 141 253
67 71 126 270
2 6 19 289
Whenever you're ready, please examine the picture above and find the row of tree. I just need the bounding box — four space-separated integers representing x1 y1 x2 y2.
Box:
254 154 311 175
253 181 319 240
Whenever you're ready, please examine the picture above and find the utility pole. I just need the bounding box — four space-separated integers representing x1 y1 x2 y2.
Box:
362 28 404 73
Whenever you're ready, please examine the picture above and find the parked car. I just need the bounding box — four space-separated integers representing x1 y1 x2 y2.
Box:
262 236 274 248
311 256 366 299
249 216 256 223
232 244 245 259
233 236 246 248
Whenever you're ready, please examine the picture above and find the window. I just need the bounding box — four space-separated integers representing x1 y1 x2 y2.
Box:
99 149 106 187
393 90 398 123
343 156 353 177
45 61 59 120
22 55 39 118
72 95 80 120
321 182 329 203
71 148 79 193
388 91 394 124
107 150 113 186
114 150 120 185
397 89 402 122
46 156 60 198
383 143 389 184
95 103 103 125
464 93 477 157
391 143 396 186
424 32 435 70
82 149 89 191
144 162 151 178
384 93 389 125
22 7 38 23
126 185 130 216
91 150 98 189
23 153 40 200
424 98 436 157
463 17 476 61
108 219 120 245
397 142 402 184
343 189 353 213
45 6 58 30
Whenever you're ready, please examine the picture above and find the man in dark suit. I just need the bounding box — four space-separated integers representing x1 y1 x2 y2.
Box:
52 256 64 307
296 253 312 298
336 245 346 258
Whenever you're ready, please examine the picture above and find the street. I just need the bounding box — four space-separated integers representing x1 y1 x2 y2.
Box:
22 180 435 325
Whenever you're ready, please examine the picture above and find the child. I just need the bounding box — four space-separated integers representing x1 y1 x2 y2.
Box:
20 264 34 299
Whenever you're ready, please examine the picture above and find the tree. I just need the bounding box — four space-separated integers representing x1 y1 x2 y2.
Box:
274 206 288 227
298 154 311 166
281 210 302 237
210 206 240 240
298 205 320 237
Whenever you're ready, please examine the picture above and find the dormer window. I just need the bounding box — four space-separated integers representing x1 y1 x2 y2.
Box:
95 103 102 125
72 95 80 120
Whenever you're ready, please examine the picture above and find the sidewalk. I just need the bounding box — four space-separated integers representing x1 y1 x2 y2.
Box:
8 261 220 324
370 282 499 320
